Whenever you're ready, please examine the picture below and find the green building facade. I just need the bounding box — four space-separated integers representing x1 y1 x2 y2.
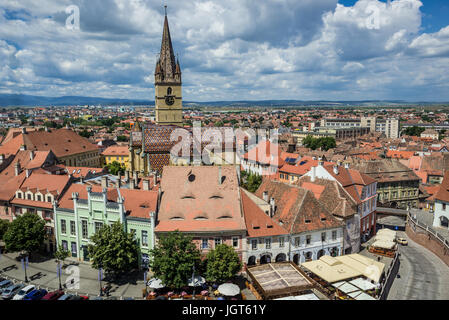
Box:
53 187 155 269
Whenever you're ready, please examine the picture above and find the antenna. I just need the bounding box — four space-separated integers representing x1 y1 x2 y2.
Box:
164 4 167 16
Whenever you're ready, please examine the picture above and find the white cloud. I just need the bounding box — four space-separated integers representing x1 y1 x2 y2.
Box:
0 0 448 101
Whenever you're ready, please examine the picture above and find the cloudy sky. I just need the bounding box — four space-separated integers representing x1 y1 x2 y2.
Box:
0 0 448 102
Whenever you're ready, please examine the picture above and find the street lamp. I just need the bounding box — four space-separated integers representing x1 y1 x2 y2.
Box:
21 253 29 283
57 261 63 290
191 264 196 300
98 265 104 297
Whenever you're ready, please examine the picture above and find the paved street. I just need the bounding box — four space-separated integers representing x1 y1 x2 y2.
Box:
0 252 146 299
387 231 449 300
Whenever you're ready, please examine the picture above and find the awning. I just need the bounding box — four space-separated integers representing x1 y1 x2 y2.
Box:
217 283 240 296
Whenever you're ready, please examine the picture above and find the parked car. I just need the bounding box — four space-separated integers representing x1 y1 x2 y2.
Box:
397 237 408 245
68 295 88 300
42 290 65 300
12 285 36 300
23 289 48 301
2 283 25 300
57 294 73 300
0 280 13 294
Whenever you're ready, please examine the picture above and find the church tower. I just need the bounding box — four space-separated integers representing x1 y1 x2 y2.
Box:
154 7 183 126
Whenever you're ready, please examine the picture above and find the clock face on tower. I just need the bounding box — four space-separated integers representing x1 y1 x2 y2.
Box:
165 95 175 106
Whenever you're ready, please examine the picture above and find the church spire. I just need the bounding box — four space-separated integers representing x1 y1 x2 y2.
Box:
155 6 180 84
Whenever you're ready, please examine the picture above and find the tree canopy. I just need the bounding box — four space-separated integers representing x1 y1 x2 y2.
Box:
302 135 336 151
205 244 242 283
54 245 69 263
105 161 126 176
240 171 262 193
3 213 46 254
403 126 426 137
149 231 201 289
0 219 9 240
88 221 139 275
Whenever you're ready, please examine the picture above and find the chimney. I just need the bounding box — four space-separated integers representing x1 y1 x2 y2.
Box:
218 166 222 185
124 171 129 183
263 191 269 203
143 179 150 191
311 165 316 182
30 151 34 161
153 172 157 186
0 154 4 165
344 162 350 169
269 197 276 217
26 169 31 178
80 175 84 184
21 127 26 134
101 176 109 189
14 162 21 176
117 174 122 188
130 179 135 190
20 145 26 151
333 165 339 175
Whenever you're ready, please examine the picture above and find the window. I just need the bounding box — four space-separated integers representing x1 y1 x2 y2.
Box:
279 237 285 248
202 238 209 250
62 240 68 251
142 230 148 247
17 192 22 199
27 193 32 200
36 195 42 201
94 222 103 234
332 230 337 241
70 221 76 236
71 242 77 257
232 237 239 248
306 235 311 245
61 219 66 234
265 238 271 249
214 238 222 247
321 232 326 242
294 237 300 247
251 239 257 250
443 203 446 211
81 220 88 239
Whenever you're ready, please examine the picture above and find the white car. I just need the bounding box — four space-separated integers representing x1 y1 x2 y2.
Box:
12 284 35 300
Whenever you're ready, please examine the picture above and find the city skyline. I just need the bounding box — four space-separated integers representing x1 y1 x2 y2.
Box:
1 0 449 102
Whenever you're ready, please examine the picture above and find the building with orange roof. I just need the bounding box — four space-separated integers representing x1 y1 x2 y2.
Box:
255 179 344 264
241 139 284 177
303 161 378 241
433 171 449 230
10 172 72 252
241 189 289 266
386 150 416 160
101 145 130 169
54 183 158 267
157 166 247 261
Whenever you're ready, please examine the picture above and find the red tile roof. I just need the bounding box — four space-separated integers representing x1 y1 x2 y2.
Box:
435 171 449 203
157 166 246 232
241 190 287 238
255 179 343 234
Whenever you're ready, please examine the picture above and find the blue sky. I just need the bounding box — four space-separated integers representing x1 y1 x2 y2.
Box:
0 0 448 102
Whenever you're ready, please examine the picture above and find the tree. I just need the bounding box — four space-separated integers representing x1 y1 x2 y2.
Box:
105 161 126 176
88 221 139 276
3 213 45 255
54 245 69 265
205 244 242 284
403 126 425 137
149 231 201 289
116 135 128 142
79 129 93 138
240 172 262 193
302 136 336 151
0 219 10 240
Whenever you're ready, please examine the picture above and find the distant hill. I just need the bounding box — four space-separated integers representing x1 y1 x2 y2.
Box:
0 93 447 107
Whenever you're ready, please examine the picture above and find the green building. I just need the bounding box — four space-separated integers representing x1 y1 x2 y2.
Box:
53 184 157 269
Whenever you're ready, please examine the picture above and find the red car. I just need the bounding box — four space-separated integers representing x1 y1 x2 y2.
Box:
42 290 65 300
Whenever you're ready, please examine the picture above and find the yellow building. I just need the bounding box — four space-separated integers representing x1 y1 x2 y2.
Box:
101 146 130 169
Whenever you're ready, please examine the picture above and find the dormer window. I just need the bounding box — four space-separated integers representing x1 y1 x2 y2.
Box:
210 195 223 199
305 219 311 224
194 216 208 221
170 217 184 221
217 215 232 219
